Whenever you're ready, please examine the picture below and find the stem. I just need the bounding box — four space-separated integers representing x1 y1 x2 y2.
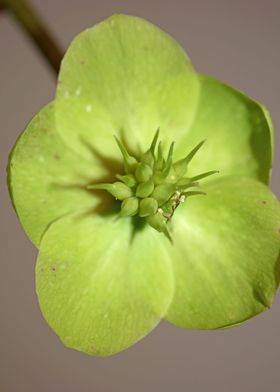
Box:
2 0 63 75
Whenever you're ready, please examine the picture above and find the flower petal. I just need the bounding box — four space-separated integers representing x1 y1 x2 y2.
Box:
164 177 280 329
56 14 200 148
183 75 273 184
8 102 110 247
36 214 174 356
54 97 118 160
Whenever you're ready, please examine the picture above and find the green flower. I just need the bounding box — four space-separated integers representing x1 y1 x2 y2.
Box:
7 14 280 357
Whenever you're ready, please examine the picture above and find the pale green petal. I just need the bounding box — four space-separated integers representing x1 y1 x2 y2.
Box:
36 214 174 356
140 73 200 155
54 97 118 160
164 177 280 329
57 14 200 150
8 102 108 247
182 75 273 184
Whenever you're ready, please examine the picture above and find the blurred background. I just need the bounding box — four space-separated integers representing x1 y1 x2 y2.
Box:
1 1 279 391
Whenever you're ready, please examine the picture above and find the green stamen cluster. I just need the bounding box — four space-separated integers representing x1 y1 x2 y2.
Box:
88 130 218 239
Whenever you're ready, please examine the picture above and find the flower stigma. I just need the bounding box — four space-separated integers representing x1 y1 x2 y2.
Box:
88 130 218 240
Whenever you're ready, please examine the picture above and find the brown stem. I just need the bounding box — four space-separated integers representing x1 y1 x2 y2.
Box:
2 0 63 75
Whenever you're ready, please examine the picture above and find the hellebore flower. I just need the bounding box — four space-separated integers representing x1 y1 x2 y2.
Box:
8 14 280 356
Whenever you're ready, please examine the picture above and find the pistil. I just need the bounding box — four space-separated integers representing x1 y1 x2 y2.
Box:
88 130 218 239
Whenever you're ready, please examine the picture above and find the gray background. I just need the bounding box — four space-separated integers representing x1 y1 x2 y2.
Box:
1 0 280 391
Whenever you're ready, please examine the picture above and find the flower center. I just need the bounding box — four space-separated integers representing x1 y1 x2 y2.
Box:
88 130 218 240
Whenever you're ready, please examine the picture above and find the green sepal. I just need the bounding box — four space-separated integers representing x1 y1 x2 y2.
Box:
164 177 280 329
180 75 273 184
36 213 174 356
7 101 98 247
139 198 158 217
57 14 198 140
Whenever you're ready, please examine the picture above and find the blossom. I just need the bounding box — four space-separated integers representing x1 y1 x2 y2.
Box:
8 14 280 356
